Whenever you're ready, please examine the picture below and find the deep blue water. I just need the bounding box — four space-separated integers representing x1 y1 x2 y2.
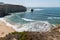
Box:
6 7 60 24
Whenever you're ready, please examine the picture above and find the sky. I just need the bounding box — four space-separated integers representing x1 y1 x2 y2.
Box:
0 0 60 7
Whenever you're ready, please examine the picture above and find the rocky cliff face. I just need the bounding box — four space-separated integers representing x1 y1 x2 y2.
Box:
0 4 27 17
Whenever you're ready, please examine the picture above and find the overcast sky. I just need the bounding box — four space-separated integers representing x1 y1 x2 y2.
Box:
0 0 60 7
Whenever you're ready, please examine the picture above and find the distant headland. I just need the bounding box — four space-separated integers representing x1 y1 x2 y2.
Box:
0 2 27 17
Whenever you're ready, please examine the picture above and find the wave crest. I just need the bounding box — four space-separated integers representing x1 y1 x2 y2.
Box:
17 21 55 32
34 9 44 11
3 18 55 32
22 18 34 21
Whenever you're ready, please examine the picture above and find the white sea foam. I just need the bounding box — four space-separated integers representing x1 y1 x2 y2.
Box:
0 18 19 31
17 21 55 32
0 18 4 20
48 17 60 19
34 9 44 11
0 18 56 32
22 18 34 21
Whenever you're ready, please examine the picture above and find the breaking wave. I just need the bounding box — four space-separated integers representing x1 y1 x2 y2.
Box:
17 21 55 32
34 9 44 11
22 18 35 21
3 19 56 32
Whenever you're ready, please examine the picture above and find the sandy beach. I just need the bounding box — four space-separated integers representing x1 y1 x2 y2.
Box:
0 19 15 37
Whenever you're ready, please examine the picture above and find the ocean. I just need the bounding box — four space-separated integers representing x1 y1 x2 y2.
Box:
3 7 60 32
5 7 60 24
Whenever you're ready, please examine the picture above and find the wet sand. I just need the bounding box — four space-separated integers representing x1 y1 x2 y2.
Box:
0 20 15 37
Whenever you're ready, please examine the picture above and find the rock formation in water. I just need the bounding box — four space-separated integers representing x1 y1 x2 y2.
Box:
0 3 27 17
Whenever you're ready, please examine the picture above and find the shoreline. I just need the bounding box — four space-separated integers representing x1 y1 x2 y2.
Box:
0 17 60 37
0 18 19 31
2 18 57 32
0 18 59 35
0 18 15 37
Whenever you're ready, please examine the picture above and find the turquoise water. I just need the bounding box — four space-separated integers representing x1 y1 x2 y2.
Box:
5 7 60 24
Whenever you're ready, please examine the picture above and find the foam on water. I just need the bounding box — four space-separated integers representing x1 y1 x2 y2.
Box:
17 21 55 32
0 18 4 20
0 18 20 31
0 17 56 32
1 18 56 32
22 18 35 21
48 17 60 19
34 9 44 11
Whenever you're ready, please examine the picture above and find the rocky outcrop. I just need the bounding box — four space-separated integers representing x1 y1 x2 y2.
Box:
0 4 27 17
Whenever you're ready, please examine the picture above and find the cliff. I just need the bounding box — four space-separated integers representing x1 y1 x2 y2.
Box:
0 4 27 17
